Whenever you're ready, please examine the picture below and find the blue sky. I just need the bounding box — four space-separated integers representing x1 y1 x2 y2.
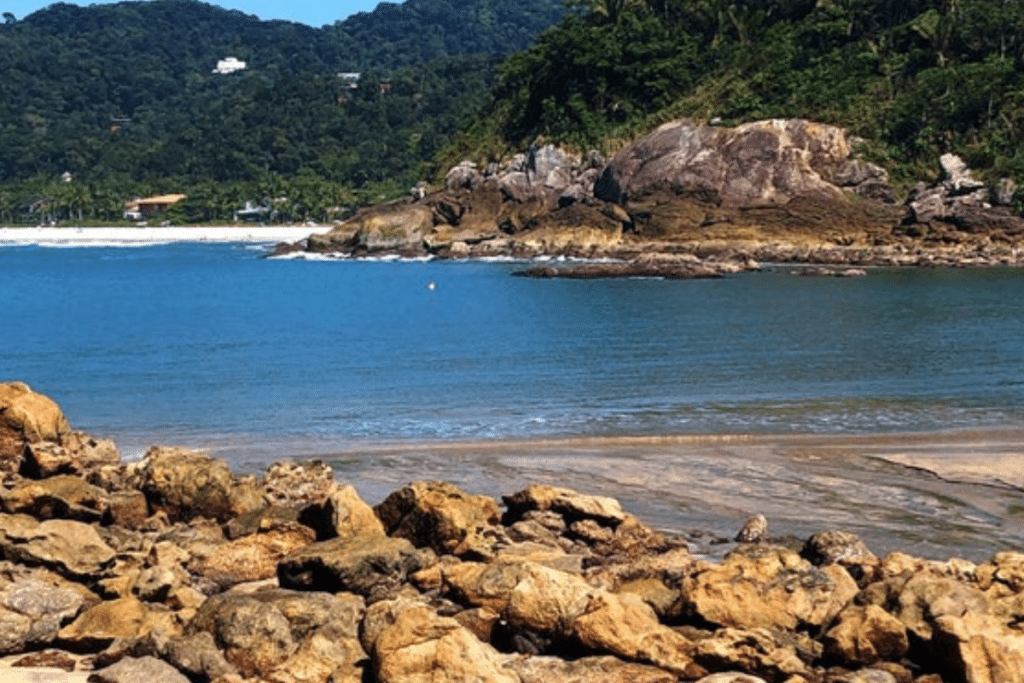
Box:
3 0 383 26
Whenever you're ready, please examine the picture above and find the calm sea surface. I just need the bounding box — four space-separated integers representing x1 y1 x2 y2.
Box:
4 241 1024 557
4 242 1023 456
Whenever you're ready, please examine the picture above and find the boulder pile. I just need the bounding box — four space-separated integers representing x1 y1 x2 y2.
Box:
279 119 1024 270
2 382 1024 683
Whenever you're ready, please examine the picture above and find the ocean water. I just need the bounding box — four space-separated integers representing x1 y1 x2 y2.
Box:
4 240 1024 557
4 241 1023 457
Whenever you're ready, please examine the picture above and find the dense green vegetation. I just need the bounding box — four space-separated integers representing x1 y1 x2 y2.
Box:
452 0 1024 197
6 0 1024 224
0 0 564 223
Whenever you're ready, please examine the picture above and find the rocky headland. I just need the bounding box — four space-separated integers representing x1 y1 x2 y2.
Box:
273 119 1024 275
3 381 1024 683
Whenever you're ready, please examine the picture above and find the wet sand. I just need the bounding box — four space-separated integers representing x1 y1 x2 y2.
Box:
306 430 1024 562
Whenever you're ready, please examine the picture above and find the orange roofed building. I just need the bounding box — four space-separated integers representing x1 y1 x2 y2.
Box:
124 194 187 219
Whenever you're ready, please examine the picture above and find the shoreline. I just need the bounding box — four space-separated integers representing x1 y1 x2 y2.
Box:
0 225 318 245
5 383 1024 681
153 427 1024 564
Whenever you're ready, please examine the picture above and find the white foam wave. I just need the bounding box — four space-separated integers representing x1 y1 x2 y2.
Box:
268 251 437 263
269 251 352 261
0 226 317 246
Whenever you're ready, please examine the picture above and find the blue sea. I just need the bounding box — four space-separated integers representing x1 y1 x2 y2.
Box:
4 240 1024 557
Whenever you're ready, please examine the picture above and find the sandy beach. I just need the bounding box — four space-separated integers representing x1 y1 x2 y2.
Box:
0 225 316 246
308 430 1024 563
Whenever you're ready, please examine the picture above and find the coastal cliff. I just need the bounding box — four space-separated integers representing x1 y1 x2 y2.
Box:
283 119 1024 272
3 382 1024 683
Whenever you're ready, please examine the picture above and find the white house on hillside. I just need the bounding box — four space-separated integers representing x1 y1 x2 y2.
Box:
213 57 247 74
338 72 361 89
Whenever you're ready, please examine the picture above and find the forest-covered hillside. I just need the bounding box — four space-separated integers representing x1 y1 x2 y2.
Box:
6 0 1024 224
451 0 1024 205
0 0 565 222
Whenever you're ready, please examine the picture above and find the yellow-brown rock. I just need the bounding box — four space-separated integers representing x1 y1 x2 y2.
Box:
682 545 857 631
373 605 518 683
56 596 152 652
139 447 262 523
505 654 678 683
0 383 71 471
0 474 109 522
821 605 909 666
443 560 596 635
191 524 315 587
375 481 506 560
692 628 813 681
932 612 1024 683
325 483 386 541
574 592 700 677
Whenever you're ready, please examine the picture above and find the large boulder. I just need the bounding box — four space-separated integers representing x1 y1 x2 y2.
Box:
349 203 434 254
594 119 901 242
0 514 115 580
680 544 858 631
573 591 700 676
504 485 628 526
443 559 699 675
0 562 95 655
278 534 425 600
372 605 518 683
139 447 262 523
444 560 597 638
821 604 910 666
21 431 119 479
188 588 366 682
691 628 816 682
189 523 316 588
596 119 860 207
891 574 990 644
506 654 678 683
324 483 387 541
932 612 1024 683
262 460 337 509
56 596 155 652
375 481 506 560
88 656 190 683
0 383 72 472
0 474 109 522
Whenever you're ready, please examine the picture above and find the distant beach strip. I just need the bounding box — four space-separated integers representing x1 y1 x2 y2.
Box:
0 226 316 246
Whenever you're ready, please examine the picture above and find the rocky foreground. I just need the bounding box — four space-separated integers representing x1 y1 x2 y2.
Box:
3 381 1024 683
275 119 1024 275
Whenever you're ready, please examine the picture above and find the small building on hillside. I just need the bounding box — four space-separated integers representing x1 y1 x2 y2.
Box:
213 57 246 74
124 194 187 220
338 72 361 89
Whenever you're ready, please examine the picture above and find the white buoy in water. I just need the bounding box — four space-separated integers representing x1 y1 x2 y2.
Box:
427 281 437 291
